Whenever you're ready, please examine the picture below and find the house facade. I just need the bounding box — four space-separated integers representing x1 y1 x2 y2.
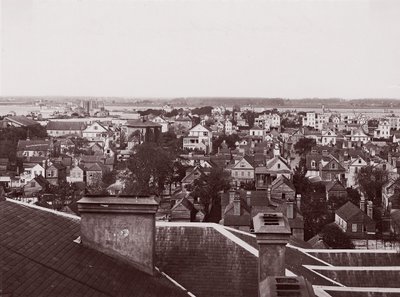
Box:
182 124 212 154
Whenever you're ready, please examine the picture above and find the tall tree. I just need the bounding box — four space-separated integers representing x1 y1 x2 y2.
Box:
320 224 354 249
124 142 174 196
191 167 230 222
356 165 388 206
294 138 316 156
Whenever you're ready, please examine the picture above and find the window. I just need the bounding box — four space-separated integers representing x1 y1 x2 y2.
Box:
311 160 316 168
331 163 336 169
94 125 98 130
203 132 208 136
277 163 281 169
352 224 357 232
241 171 244 177
247 171 250 177
31 182 35 188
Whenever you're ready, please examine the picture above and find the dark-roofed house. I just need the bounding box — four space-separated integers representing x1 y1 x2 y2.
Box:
84 163 108 186
335 201 376 238
169 197 204 222
45 162 67 185
320 156 346 182
122 119 162 146
270 175 295 202
22 175 49 196
47 121 87 137
220 189 252 231
325 179 347 202
3 116 39 127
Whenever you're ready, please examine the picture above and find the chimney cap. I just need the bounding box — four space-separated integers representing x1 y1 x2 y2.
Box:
253 212 291 235
78 196 159 214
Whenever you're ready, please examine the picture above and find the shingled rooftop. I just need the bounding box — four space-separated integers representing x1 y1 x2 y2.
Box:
2 198 400 297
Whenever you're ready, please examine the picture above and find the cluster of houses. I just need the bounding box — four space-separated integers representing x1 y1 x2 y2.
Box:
3 105 400 245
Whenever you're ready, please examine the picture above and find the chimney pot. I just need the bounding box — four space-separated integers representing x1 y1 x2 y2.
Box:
246 191 252 207
253 212 291 283
77 196 158 275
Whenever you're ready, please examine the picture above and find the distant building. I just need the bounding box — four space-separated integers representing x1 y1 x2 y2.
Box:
3 116 39 128
47 121 86 137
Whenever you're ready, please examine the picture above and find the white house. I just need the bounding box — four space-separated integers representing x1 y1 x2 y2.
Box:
152 116 169 133
374 120 391 139
347 156 368 187
321 129 337 146
182 124 213 154
249 127 265 137
350 128 370 144
225 119 233 135
231 156 255 186
20 164 45 185
82 122 110 144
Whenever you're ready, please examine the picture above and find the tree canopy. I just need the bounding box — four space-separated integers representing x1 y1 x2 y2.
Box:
356 165 388 206
191 167 230 222
320 224 355 249
294 138 316 156
124 142 174 196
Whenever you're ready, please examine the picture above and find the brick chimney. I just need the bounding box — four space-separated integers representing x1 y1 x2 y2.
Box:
229 189 236 204
286 200 294 219
295 194 301 210
360 194 365 212
233 192 241 216
246 191 252 206
253 212 291 282
77 196 158 275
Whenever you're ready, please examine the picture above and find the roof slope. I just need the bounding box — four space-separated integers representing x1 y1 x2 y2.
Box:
0 200 187 297
5 116 39 127
47 121 86 130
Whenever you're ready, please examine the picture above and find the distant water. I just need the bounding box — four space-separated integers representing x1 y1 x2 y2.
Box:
2 102 400 117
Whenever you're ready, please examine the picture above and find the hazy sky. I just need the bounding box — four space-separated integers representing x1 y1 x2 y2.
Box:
1 0 400 98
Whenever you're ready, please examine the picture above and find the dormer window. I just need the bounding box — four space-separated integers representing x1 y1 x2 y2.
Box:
311 160 316 168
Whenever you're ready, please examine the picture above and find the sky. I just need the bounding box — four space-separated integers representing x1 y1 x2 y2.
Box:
1 0 400 99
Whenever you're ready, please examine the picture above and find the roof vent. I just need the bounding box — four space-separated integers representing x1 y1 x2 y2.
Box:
259 276 316 297
263 213 280 226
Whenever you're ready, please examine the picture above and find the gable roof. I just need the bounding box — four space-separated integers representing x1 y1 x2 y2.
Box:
326 180 346 192
335 201 373 224
189 123 211 133
271 175 296 192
